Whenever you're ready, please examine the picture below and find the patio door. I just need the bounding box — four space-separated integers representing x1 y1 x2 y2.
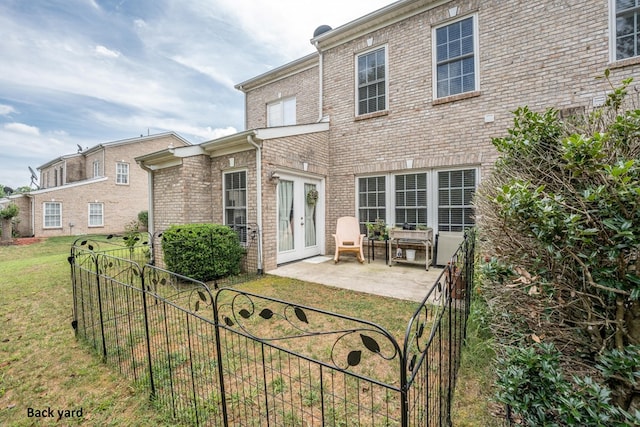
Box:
277 175 323 264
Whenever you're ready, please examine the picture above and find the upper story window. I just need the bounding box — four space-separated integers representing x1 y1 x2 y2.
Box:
614 0 640 60
116 162 129 185
434 16 477 99
357 46 387 115
224 171 247 244
93 160 100 177
43 202 62 228
267 97 296 127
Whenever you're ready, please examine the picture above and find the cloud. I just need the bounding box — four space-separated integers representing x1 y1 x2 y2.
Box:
0 105 16 115
4 122 40 136
95 45 121 58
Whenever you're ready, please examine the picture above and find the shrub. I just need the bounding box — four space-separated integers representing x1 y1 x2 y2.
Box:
496 343 640 426
477 71 640 412
138 211 148 229
0 203 19 220
161 223 245 282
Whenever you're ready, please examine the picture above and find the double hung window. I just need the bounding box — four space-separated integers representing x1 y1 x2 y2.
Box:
44 202 62 228
358 176 386 233
614 0 640 60
434 16 477 98
224 171 247 244
357 47 387 115
88 203 103 227
437 170 475 232
116 162 129 184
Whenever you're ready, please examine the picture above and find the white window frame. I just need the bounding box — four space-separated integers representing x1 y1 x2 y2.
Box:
43 202 62 228
610 0 640 62
436 168 477 232
267 97 296 127
116 162 129 185
223 170 248 244
88 202 104 227
355 168 479 234
432 14 479 100
355 45 389 116
93 160 100 178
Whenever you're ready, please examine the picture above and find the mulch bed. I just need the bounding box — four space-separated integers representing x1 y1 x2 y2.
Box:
13 237 41 245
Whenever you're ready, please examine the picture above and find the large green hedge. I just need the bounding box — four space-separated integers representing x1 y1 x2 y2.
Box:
161 223 245 282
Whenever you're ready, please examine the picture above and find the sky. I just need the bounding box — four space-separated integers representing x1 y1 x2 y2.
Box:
0 0 394 190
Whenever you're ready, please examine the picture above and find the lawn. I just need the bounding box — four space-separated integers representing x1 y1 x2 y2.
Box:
0 236 497 426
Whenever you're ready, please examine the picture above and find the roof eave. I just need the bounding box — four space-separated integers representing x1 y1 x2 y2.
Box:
234 53 319 93
310 0 443 51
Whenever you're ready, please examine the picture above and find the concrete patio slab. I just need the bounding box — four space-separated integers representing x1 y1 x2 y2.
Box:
267 254 446 303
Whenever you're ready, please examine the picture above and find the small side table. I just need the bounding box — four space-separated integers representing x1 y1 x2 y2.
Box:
367 238 389 263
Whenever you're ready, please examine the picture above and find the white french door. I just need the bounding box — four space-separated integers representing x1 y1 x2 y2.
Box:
276 174 323 264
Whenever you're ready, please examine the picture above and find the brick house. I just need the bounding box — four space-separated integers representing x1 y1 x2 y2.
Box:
136 0 640 273
1 132 190 238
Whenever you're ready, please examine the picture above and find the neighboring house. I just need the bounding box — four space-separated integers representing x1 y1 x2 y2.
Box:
137 0 640 273
2 132 190 238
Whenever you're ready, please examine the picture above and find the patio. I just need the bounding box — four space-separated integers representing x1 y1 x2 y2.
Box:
267 255 446 303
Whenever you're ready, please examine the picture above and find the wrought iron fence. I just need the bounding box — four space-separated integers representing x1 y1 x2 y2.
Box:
69 228 475 426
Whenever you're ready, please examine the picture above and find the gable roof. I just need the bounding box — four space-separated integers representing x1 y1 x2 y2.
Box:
37 131 191 170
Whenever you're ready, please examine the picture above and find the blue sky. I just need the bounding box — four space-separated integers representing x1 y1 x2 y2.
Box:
0 0 392 190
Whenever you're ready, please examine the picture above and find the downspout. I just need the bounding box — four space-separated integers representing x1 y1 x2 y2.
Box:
315 42 324 122
246 134 264 274
26 194 34 237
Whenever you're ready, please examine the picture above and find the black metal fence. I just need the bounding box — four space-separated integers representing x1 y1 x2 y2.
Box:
69 229 475 426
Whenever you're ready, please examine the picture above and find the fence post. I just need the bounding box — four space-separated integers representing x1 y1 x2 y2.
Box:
140 269 156 399
211 294 229 426
95 254 108 362
400 350 409 427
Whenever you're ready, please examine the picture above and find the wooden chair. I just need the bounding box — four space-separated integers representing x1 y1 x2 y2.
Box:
332 216 365 263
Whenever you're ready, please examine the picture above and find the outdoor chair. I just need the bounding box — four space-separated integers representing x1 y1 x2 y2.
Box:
332 216 365 264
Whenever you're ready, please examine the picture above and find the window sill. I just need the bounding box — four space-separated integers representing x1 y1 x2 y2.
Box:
609 56 640 69
432 90 481 106
355 110 389 121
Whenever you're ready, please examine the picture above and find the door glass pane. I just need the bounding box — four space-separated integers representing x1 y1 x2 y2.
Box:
304 183 317 247
278 180 294 251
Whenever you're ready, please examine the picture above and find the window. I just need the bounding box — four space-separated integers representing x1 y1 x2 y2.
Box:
88 203 103 227
434 16 477 98
224 171 247 243
438 169 476 232
116 162 129 184
358 176 386 233
357 47 387 115
44 202 61 228
357 169 476 233
614 0 640 60
93 160 100 177
395 173 427 228
267 97 296 127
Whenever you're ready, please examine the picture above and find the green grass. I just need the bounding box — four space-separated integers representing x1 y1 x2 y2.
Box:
451 290 502 426
0 237 173 427
0 236 497 426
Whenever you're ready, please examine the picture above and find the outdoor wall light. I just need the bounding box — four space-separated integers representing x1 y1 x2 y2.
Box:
269 171 281 184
